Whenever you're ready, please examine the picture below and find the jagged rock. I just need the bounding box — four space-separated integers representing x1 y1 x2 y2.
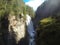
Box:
8 15 26 45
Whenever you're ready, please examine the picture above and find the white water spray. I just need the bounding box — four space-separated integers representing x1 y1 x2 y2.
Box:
26 14 36 45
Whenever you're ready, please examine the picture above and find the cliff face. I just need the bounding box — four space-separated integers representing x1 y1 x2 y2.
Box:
34 0 60 45
0 14 26 45
34 0 60 26
8 15 26 44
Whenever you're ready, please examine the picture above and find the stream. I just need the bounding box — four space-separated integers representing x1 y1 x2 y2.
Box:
26 14 36 45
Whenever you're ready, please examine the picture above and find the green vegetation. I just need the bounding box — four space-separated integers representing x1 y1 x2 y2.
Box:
0 0 34 18
25 5 35 18
0 0 35 45
36 15 60 45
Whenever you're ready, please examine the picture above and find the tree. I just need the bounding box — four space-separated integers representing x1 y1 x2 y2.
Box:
25 5 35 18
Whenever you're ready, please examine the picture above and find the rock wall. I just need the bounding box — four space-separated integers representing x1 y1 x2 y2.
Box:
8 15 26 45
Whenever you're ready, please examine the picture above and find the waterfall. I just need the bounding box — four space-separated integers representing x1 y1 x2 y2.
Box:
26 14 36 45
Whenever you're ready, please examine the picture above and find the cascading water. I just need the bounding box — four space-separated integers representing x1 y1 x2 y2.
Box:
26 14 36 45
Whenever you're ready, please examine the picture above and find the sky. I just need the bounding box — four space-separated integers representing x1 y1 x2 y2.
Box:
23 0 45 11
23 0 30 2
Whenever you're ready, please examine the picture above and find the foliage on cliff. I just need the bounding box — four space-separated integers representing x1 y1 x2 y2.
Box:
36 14 60 45
0 0 34 45
25 5 35 18
35 0 60 45
0 0 34 19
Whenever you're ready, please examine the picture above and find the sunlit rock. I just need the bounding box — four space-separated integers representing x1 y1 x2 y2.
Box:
8 14 25 44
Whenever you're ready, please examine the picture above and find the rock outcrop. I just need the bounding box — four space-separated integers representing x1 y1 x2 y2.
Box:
8 14 26 45
34 0 60 45
0 13 26 45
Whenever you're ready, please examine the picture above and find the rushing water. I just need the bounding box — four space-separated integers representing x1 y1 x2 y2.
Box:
26 14 36 45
